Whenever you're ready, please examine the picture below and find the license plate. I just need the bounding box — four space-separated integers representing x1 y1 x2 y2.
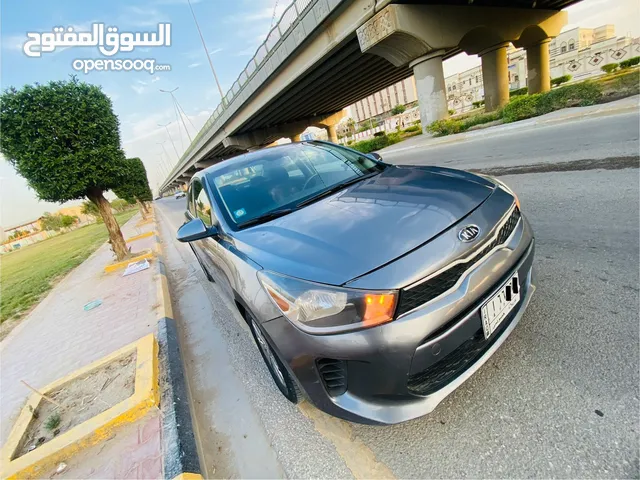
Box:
481 273 520 339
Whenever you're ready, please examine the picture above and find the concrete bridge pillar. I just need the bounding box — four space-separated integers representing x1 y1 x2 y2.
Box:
292 133 302 142
480 43 510 112
326 125 338 143
410 50 448 133
525 39 551 94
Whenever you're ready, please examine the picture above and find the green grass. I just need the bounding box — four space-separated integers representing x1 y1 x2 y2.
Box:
1 209 139 323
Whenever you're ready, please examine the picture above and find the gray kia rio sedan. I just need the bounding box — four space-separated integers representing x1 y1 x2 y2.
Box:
177 141 535 425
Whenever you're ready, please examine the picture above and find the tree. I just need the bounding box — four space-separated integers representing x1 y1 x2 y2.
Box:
113 157 154 219
391 104 406 115
0 78 130 260
601 63 619 74
111 198 131 212
40 213 64 231
60 215 77 228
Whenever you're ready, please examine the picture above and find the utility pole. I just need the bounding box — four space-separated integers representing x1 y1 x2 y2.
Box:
158 122 181 161
187 0 226 106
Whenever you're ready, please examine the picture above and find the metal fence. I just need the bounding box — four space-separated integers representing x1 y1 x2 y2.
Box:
164 0 336 188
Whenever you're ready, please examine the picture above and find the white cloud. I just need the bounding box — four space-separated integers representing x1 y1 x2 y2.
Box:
188 62 201 68
209 47 223 56
131 84 147 95
151 76 161 83
2 35 26 51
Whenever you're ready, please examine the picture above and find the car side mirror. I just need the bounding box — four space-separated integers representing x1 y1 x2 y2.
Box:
368 152 382 161
176 218 218 242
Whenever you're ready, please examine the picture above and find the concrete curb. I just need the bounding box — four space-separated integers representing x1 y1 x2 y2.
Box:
0 335 159 480
154 226 203 480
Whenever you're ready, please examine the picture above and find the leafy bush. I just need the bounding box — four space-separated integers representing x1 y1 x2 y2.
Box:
350 133 401 153
509 87 528 97
391 104 406 115
427 110 502 136
613 70 640 95
601 63 619 74
551 75 572 87
373 131 385 137
402 125 420 133
472 100 485 108
619 56 640 69
502 94 543 122
502 82 602 122
426 119 464 136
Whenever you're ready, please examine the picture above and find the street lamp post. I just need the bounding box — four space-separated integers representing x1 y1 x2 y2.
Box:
158 122 181 161
160 87 193 143
187 0 226 106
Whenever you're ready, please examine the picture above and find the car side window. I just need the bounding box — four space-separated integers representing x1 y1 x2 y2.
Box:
194 182 214 227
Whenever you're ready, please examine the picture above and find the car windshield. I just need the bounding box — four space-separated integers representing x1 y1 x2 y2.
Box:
207 143 385 227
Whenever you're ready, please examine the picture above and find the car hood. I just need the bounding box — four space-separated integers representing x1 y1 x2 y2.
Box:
233 165 494 286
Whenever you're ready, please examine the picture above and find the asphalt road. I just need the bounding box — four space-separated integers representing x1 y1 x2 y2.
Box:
380 106 639 171
155 109 639 478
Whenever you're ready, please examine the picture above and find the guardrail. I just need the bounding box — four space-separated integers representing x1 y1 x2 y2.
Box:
163 0 339 190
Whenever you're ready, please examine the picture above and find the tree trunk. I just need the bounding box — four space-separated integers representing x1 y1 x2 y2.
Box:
137 199 149 219
87 190 129 261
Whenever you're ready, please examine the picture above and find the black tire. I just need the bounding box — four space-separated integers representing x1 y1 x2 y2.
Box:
248 313 301 404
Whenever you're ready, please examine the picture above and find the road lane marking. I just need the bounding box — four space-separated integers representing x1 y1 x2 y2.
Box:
299 402 396 480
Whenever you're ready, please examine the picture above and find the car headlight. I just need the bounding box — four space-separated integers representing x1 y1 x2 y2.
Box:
478 174 520 209
257 271 398 334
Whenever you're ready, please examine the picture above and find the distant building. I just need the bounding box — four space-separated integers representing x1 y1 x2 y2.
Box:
550 26 639 81
4 218 42 239
348 78 418 123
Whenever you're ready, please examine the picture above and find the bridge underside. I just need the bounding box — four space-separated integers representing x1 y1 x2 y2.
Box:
160 0 580 194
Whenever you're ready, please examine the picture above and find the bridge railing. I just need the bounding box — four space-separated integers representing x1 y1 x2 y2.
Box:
164 0 342 188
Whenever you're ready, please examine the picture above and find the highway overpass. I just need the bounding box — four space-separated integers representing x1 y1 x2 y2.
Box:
160 0 579 194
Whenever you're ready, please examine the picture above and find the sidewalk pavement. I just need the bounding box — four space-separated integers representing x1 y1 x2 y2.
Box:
381 95 640 155
0 212 162 478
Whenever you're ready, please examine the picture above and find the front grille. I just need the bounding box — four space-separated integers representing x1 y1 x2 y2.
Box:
407 301 518 396
317 358 348 396
397 207 521 316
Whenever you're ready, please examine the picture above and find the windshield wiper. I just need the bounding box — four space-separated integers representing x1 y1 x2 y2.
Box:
295 172 380 208
239 208 294 228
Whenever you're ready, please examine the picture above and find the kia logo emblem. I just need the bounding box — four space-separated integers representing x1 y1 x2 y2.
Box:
458 225 480 242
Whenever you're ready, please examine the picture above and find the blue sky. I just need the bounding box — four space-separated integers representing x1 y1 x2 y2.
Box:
1 0 638 227
1 0 286 226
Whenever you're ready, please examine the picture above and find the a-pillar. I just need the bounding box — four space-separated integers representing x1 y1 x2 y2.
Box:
480 43 510 112
410 50 448 133
526 39 551 94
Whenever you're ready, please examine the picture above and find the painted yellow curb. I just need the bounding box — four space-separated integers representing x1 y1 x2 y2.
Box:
173 474 204 480
0 334 159 480
104 250 154 273
136 217 155 227
125 230 156 242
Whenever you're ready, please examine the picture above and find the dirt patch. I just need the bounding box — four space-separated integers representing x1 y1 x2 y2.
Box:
469 156 640 176
14 352 137 459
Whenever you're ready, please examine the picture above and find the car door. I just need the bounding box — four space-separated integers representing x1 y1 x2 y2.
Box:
190 179 236 300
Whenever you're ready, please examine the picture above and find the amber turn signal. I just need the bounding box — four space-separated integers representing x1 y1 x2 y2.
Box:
363 293 397 326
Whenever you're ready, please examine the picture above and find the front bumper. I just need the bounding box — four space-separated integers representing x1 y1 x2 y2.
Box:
262 215 535 425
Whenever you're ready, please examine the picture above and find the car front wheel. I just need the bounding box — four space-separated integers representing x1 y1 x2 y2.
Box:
248 313 301 404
